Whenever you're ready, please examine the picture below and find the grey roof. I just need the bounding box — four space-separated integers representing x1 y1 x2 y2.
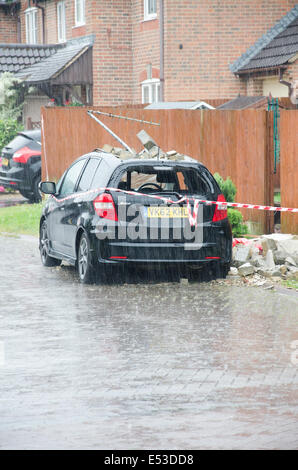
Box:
0 44 59 74
145 101 215 110
0 1 20 6
15 36 94 83
217 96 267 110
0 35 94 82
231 4 298 73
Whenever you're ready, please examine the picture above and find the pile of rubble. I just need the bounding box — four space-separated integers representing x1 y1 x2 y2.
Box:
100 143 186 161
228 233 298 287
100 130 188 161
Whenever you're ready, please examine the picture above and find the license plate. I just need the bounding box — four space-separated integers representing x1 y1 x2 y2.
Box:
1 158 8 167
147 206 188 218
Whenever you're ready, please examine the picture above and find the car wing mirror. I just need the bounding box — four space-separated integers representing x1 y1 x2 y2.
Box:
39 181 57 195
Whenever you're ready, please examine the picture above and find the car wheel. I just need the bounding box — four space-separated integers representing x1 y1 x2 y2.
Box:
77 232 96 284
211 262 230 279
29 176 42 203
187 266 204 282
219 263 230 278
19 189 31 200
40 220 62 267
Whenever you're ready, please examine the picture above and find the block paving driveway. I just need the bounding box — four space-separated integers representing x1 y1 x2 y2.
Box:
0 235 297 449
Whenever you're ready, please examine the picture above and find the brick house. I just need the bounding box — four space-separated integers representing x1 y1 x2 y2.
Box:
0 1 20 43
231 4 298 104
0 0 298 116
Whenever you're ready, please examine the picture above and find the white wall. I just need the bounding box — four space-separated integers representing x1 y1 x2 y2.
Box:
23 94 49 128
262 78 289 97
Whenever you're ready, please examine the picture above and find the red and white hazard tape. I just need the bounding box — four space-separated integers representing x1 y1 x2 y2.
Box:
192 199 298 213
49 187 297 228
50 186 298 212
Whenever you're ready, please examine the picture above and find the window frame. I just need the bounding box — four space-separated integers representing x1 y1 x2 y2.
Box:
58 158 87 198
25 7 38 44
74 0 86 27
57 1 66 43
144 0 157 21
76 157 102 193
141 78 160 104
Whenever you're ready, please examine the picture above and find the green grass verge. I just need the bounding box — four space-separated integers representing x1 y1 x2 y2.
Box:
0 203 42 237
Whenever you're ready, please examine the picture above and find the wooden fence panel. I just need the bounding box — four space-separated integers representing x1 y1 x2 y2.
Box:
280 110 298 234
41 106 273 233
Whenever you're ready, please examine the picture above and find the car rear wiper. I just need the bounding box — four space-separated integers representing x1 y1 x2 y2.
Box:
152 191 183 200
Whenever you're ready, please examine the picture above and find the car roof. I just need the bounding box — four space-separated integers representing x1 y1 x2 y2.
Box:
18 129 41 142
82 149 203 168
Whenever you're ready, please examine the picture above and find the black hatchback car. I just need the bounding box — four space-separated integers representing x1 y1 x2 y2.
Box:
0 129 42 202
39 150 232 283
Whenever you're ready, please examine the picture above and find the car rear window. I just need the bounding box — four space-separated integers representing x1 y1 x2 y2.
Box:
116 165 212 194
3 135 31 151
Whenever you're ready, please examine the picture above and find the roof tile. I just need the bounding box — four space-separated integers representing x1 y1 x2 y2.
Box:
0 36 94 80
231 4 298 73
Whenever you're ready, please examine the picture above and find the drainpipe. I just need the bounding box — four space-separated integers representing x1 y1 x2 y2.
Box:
33 1 46 44
159 0 165 102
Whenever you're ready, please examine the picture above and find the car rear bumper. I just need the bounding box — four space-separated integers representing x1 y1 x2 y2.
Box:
0 167 30 191
93 220 232 266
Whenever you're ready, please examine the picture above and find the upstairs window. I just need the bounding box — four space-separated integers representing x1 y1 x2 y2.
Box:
25 8 38 44
75 0 85 26
144 0 157 21
142 78 160 104
57 1 66 43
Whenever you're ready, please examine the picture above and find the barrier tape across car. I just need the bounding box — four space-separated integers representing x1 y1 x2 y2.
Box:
49 187 298 228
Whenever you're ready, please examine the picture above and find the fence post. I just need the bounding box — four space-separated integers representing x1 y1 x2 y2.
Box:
265 110 274 234
26 117 33 130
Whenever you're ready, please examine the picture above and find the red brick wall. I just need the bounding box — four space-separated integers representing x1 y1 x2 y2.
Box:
131 0 160 103
90 1 133 106
18 1 134 106
19 0 87 45
284 60 298 83
162 0 297 101
14 0 298 105
0 8 18 43
43 0 89 44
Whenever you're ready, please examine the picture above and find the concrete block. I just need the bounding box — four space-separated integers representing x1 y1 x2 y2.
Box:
137 130 158 151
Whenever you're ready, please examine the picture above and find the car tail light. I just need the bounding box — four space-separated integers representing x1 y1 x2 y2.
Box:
212 194 228 222
93 193 118 221
12 146 41 164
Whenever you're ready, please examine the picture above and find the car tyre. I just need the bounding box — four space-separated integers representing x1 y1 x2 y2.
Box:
220 263 230 278
19 189 31 200
29 176 42 203
40 220 62 267
187 266 204 282
77 232 97 284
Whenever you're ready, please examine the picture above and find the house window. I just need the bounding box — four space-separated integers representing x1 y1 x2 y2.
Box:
57 1 66 43
141 79 160 104
75 0 85 26
25 8 38 44
144 0 157 21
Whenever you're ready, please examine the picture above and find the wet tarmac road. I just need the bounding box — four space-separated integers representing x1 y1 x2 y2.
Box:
0 193 27 208
0 235 297 450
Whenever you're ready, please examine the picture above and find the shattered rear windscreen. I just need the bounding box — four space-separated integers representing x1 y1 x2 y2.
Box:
117 166 212 194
